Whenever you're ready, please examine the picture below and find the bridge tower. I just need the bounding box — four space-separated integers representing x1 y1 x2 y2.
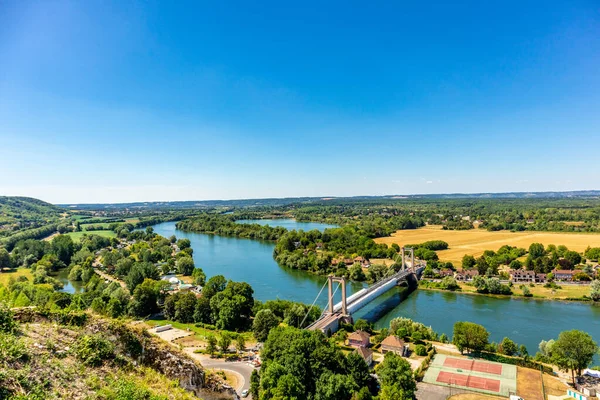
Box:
400 247 415 270
327 275 348 316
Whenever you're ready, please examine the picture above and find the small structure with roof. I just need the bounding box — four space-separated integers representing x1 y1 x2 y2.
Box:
348 330 371 348
354 346 373 366
380 335 408 356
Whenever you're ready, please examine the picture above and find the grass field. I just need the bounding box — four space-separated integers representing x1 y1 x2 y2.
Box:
67 230 116 242
145 318 256 345
443 281 591 300
516 366 568 400
375 225 600 265
80 222 112 229
0 268 33 286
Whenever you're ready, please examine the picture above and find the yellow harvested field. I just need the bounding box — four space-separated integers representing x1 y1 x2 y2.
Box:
0 268 33 286
375 225 600 264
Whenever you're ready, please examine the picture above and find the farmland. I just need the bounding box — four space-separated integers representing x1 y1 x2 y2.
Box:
375 225 600 265
67 230 117 242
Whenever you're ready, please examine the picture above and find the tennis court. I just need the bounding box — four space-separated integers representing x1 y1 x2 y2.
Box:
423 354 517 396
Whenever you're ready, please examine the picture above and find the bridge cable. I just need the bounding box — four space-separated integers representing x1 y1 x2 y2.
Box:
299 279 328 328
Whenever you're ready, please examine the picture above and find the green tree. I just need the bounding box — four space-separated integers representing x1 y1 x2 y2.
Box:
499 337 518 356
128 279 159 317
252 309 280 342
375 352 416 399
206 335 217 355
590 280 600 302
235 335 246 353
0 249 10 271
192 267 206 286
202 275 227 299
346 351 371 388
314 371 357 400
0 302 17 333
462 254 476 269
51 234 75 265
452 321 489 354
218 333 232 353
528 243 545 258
551 330 598 383
176 256 195 276
174 292 197 323
177 238 191 250
564 251 582 266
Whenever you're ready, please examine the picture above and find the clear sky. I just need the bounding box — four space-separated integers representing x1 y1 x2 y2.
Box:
1 1 599 204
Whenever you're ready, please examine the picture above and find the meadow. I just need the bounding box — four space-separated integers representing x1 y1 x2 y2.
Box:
67 230 117 242
0 268 33 286
375 225 600 265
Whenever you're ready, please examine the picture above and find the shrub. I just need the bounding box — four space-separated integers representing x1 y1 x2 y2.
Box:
73 334 115 366
0 302 17 334
415 344 427 356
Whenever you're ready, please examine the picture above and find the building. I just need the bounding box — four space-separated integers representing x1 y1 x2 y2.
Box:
439 268 454 277
510 269 536 283
354 256 371 268
354 346 373 366
348 330 370 348
380 335 408 356
455 269 479 282
536 273 547 283
553 269 576 282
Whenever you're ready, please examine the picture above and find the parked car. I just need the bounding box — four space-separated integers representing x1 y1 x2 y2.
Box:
241 389 249 398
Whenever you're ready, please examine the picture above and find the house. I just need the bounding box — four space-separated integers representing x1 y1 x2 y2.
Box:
553 269 576 282
348 330 370 348
455 269 479 282
510 269 536 283
536 273 547 283
439 268 454 277
354 347 373 366
380 335 408 356
354 256 371 268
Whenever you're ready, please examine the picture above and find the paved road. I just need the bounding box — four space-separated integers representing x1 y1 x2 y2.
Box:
186 350 255 397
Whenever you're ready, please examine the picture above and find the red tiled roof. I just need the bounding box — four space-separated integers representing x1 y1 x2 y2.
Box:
354 346 373 360
348 330 370 342
381 335 405 349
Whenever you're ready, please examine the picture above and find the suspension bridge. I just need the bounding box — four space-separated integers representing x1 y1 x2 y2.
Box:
303 247 425 334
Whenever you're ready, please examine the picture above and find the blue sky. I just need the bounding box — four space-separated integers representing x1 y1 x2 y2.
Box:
1 0 599 204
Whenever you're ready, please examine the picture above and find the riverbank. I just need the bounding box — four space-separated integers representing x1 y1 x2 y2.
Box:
418 279 594 303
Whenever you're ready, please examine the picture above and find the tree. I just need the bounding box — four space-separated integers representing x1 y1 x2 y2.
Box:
529 243 545 258
346 352 371 388
235 335 246 353
499 337 518 356
175 292 197 323
218 333 232 353
551 330 598 383
177 256 195 276
375 352 416 399
128 279 159 317
0 302 17 333
462 254 476 270
206 335 217 355
314 372 357 400
0 249 10 271
192 267 206 286
590 280 600 302
51 235 75 265
564 251 582 266
452 321 489 354
202 275 227 299
253 309 280 342
177 238 191 250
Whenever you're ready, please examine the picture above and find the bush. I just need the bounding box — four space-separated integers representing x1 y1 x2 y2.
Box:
73 334 115 366
0 302 17 334
415 344 427 356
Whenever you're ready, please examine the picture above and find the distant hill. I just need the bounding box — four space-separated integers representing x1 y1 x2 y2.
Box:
0 196 64 240
61 190 600 210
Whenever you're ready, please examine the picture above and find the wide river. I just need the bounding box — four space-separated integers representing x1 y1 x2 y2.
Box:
150 220 600 356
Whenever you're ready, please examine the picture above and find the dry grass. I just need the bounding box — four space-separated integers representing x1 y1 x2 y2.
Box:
375 225 600 265
516 366 568 400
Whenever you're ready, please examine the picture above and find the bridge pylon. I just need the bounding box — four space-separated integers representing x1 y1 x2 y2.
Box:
327 275 348 316
400 247 415 270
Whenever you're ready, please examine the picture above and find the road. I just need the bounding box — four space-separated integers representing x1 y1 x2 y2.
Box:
186 350 255 397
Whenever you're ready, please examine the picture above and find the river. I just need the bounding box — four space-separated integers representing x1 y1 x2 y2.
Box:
148 220 600 356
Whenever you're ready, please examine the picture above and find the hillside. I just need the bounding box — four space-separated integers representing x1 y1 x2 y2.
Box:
0 196 63 237
1 307 236 400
